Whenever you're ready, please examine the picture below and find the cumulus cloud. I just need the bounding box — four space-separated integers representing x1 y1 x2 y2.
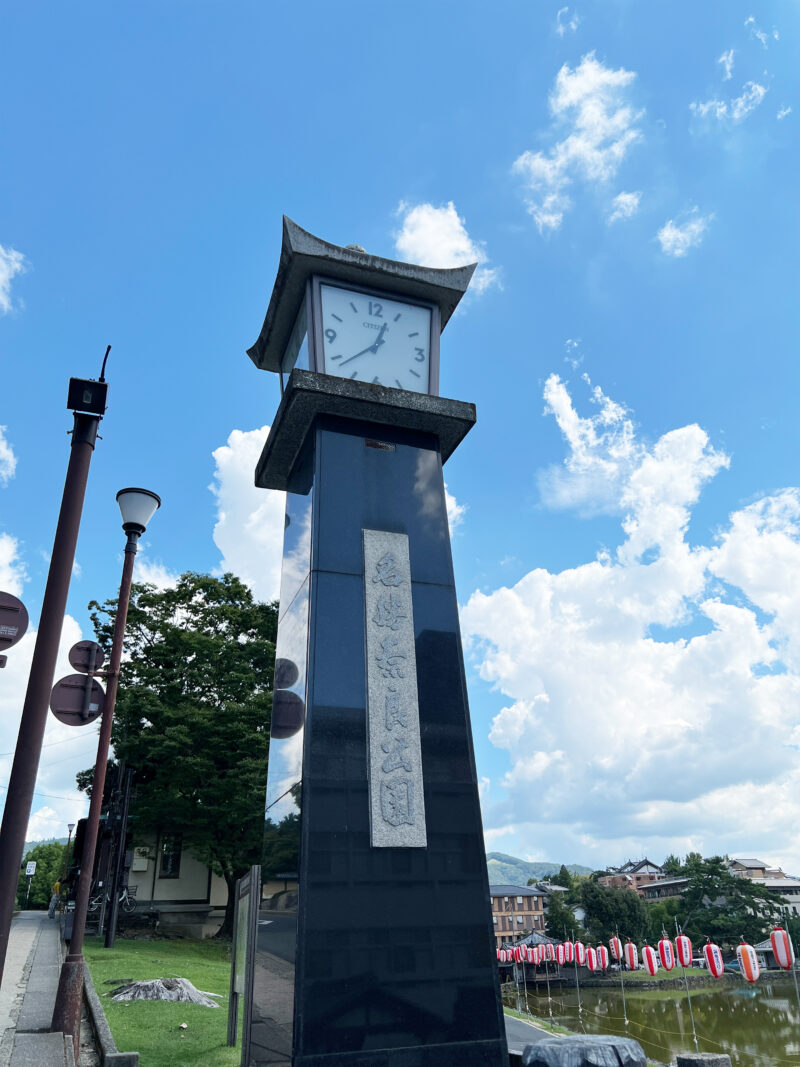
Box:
717 49 735 81
393 201 499 295
512 52 643 232
555 7 580 37
0 427 16 485
0 245 26 314
657 210 713 257
608 191 641 224
690 81 767 123
462 376 800 873
134 556 179 590
210 427 285 604
0 614 93 837
0 534 26 597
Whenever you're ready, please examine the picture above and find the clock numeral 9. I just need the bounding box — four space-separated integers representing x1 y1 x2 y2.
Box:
414 347 426 362
325 328 337 345
369 301 383 318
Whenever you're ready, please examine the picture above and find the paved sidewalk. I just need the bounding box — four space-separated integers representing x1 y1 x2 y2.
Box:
0 911 98 1067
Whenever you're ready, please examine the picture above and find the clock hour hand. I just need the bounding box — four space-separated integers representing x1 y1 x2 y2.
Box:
339 324 388 365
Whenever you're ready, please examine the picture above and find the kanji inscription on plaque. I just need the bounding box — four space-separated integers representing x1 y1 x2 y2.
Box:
363 530 427 848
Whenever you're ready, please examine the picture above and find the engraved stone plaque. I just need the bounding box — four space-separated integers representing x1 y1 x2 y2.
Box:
363 529 427 848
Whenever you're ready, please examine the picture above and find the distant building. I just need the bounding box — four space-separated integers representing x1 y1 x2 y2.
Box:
729 858 769 879
489 884 546 950
640 876 688 901
730 858 800 917
598 858 664 896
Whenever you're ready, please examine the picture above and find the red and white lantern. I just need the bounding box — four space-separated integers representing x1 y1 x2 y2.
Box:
658 937 675 971
563 940 575 964
544 942 555 962
597 945 609 971
609 936 622 961
642 944 659 976
770 928 796 971
526 946 535 964
586 946 598 972
499 949 507 963
702 942 724 978
575 941 586 966
675 934 692 969
736 942 760 984
556 944 566 966
624 942 638 971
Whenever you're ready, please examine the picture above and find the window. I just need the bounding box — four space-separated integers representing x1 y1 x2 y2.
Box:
493 916 497 925
517 896 524 904
158 833 182 879
516 916 523 924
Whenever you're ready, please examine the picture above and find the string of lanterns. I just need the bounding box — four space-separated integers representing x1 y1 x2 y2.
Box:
496 926 797 985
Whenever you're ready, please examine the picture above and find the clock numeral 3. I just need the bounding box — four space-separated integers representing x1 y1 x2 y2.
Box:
369 301 383 318
414 347 425 362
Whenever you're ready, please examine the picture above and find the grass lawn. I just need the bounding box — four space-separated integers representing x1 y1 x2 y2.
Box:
83 936 241 1067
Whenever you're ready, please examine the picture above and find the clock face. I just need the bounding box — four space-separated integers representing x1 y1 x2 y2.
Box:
319 284 432 392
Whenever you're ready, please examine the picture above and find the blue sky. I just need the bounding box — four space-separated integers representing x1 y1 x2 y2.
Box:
1 2 799 873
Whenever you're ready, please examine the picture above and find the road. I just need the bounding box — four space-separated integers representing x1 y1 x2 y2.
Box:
504 1013 550 1055
257 910 297 964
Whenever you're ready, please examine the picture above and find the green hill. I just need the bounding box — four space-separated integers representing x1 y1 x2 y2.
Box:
486 852 593 887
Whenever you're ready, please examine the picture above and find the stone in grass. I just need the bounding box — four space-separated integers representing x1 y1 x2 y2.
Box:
106 977 222 1008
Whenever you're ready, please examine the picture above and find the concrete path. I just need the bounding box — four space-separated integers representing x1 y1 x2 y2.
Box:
0 911 97 1067
504 1012 552 1058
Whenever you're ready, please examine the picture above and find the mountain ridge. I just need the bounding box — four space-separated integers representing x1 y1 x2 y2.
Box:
487 852 593 887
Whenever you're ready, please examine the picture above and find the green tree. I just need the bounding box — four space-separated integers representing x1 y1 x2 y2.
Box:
579 880 650 944
544 890 581 940
646 896 682 940
661 853 683 876
677 856 782 951
16 842 66 909
82 572 277 938
552 864 575 891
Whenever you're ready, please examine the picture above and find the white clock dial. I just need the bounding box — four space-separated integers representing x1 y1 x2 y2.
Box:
319 284 432 393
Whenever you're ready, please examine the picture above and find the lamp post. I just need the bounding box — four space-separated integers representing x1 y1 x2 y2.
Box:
51 488 160 1054
0 367 108 985
60 823 76 883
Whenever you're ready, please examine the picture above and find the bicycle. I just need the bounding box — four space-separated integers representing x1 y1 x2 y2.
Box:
87 884 137 914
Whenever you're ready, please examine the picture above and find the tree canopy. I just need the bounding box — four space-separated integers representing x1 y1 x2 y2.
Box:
17 842 66 909
82 572 277 936
676 855 782 950
579 879 651 944
544 889 581 941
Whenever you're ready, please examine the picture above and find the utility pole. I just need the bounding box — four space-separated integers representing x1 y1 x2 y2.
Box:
0 360 109 984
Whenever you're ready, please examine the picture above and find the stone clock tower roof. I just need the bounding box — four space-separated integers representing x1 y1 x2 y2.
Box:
247 216 476 373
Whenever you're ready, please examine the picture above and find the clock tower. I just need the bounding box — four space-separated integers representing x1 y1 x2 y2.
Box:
245 218 507 1067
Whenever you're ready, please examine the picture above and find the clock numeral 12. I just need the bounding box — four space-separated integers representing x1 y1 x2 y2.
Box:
369 301 383 318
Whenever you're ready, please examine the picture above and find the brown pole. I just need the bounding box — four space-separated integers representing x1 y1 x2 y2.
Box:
51 528 139 1052
0 412 101 985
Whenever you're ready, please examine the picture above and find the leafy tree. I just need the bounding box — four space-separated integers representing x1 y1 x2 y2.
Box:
677 855 782 951
646 896 682 940
82 572 277 937
579 879 650 944
16 842 66 909
661 853 683 876
544 889 581 940
552 864 575 892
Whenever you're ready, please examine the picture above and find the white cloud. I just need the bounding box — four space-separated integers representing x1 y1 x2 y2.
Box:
0 534 26 597
512 52 643 233
657 210 713 257
564 338 582 370
690 81 767 123
484 824 515 848
210 427 285 603
744 15 779 49
555 7 580 37
608 190 641 224
0 245 26 315
463 376 800 873
445 486 466 531
777 106 792 121
393 201 499 295
717 49 735 81
0 614 92 838
0 427 16 486
134 556 179 590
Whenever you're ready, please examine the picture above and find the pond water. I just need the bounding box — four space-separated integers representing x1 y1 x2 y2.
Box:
505 978 800 1066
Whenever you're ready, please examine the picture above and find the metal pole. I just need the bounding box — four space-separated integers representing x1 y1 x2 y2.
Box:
51 529 139 1053
574 947 583 1031
521 947 529 1014
617 931 628 1027
676 921 699 1052
25 876 32 907
105 766 132 948
545 952 553 1018
0 412 101 984
60 826 75 883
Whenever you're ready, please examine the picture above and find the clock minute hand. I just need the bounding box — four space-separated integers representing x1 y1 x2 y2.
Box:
339 324 388 365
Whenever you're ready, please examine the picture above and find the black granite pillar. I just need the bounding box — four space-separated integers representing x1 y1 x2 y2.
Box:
251 412 507 1067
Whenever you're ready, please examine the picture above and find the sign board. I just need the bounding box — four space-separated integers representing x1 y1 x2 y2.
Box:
50 674 105 726
25 861 36 876
0 592 29 652
68 640 105 674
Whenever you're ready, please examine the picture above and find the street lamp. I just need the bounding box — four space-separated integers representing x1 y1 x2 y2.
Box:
51 488 160 1054
60 823 76 884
